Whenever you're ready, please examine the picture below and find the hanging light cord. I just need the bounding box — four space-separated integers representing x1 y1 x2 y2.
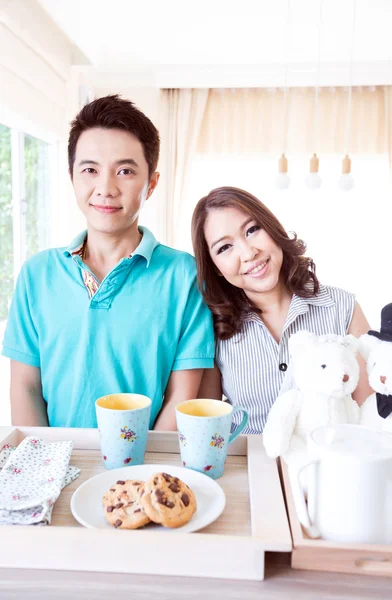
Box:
344 0 357 156
313 0 323 153
282 0 291 154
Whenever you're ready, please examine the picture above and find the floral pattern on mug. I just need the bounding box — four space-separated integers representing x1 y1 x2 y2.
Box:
120 427 138 442
210 433 225 449
123 457 132 465
204 465 215 472
179 432 187 446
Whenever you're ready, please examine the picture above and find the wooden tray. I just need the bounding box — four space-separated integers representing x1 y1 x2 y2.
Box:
0 427 291 581
281 460 392 577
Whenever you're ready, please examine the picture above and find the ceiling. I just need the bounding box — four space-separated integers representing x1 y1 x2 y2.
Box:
38 0 392 86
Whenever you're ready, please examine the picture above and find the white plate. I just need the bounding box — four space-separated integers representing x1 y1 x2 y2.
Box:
70 463 226 533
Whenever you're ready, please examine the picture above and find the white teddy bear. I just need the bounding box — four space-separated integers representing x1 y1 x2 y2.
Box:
263 330 360 464
359 303 392 433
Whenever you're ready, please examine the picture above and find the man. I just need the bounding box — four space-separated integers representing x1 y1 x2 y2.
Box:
2 95 214 430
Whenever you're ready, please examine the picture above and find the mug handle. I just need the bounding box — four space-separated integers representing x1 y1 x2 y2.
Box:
289 459 321 539
228 406 249 444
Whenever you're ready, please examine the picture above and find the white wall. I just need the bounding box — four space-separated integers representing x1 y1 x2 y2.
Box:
0 0 71 139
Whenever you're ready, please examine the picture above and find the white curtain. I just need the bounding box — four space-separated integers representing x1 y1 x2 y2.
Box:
0 16 70 140
198 87 389 156
159 89 209 247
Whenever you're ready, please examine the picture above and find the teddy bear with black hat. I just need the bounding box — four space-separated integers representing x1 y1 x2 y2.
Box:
359 303 392 432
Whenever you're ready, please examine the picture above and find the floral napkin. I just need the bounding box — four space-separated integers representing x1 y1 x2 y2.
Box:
0 436 80 525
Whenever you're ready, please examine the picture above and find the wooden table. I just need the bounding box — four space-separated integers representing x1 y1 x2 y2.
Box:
0 553 391 599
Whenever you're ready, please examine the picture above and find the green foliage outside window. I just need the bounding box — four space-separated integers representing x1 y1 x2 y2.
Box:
25 135 49 260
0 126 48 321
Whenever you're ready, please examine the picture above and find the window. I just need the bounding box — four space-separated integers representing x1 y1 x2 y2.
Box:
0 125 51 319
0 123 52 425
0 124 12 322
24 134 51 260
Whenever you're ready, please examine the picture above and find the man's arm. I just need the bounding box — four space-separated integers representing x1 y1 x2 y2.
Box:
153 369 203 431
2 263 45 424
197 363 222 400
10 361 48 426
153 255 215 431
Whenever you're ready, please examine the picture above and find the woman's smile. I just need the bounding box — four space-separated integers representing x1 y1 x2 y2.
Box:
244 258 270 277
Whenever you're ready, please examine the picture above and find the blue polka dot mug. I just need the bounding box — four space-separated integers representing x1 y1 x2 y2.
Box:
175 399 249 479
95 393 151 469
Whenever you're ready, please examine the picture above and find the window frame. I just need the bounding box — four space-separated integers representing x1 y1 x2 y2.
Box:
3 123 57 285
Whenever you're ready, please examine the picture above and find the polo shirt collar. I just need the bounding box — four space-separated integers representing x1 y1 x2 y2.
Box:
63 231 86 256
132 226 159 267
61 226 159 267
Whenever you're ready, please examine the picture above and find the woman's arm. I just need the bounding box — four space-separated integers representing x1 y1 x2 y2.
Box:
197 363 223 400
348 302 373 406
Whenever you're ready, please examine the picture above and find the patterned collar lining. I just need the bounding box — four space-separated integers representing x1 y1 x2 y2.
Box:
68 233 150 300
70 238 86 259
70 237 98 299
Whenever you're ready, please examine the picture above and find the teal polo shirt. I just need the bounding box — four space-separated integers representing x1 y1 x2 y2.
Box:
2 227 214 428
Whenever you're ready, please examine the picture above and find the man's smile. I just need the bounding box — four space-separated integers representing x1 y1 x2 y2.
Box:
90 204 122 214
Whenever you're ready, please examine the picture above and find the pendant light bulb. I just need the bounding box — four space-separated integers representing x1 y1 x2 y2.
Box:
275 153 291 190
305 153 322 190
338 154 354 191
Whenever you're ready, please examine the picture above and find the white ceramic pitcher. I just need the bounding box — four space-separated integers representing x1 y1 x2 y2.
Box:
290 424 392 544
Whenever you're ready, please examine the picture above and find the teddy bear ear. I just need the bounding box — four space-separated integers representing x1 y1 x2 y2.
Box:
358 334 380 361
343 334 359 353
288 330 316 355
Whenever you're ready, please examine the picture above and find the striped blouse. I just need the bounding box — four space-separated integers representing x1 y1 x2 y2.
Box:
216 285 355 434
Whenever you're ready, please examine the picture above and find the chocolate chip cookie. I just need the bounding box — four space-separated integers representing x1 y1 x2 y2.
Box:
140 472 196 528
102 479 151 530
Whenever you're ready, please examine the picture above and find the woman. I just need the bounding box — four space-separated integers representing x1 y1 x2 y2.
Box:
191 186 372 434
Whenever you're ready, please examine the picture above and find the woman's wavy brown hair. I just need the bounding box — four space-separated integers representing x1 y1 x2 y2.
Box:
191 186 320 340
